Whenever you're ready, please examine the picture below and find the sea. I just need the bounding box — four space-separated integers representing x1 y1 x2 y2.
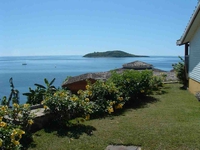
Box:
0 55 181 104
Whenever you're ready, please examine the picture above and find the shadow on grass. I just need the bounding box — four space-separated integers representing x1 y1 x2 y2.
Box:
21 119 96 149
43 120 96 139
179 86 187 90
124 96 159 109
153 89 168 95
152 85 169 95
20 132 37 150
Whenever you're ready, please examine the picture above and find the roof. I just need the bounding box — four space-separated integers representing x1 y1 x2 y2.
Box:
177 2 200 45
62 72 111 86
122 61 153 69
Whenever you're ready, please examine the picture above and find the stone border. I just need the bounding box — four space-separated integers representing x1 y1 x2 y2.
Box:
105 145 141 150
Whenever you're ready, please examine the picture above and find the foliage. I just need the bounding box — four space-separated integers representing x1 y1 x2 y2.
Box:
108 70 164 105
42 90 95 124
1 78 19 107
160 72 167 82
109 70 151 99
23 78 57 105
78 80 128 116
0 103 34 149
172 56 188 87
23 87 45 105
150 76 163 90
83 50 146 57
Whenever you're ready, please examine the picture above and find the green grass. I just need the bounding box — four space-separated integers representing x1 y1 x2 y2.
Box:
27 84 200 150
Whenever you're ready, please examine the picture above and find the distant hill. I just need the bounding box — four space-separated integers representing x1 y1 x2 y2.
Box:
83 50 149 57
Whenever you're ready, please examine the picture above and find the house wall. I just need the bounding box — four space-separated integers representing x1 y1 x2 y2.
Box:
65 79 96 93
189 25 200 93
189 78 200 94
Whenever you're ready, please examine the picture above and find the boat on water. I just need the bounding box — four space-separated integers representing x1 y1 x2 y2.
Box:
22 63 27 65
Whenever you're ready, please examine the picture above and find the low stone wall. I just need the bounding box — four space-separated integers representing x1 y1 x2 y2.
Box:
30 107 53 132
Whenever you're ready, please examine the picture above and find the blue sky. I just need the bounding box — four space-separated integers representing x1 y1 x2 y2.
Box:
0 0 198 56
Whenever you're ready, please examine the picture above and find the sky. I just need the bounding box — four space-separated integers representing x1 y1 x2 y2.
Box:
0 0 199 56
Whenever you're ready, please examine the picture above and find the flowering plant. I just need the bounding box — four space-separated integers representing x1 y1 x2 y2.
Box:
0 104 34 149
42 90 95 123
78 80 127 116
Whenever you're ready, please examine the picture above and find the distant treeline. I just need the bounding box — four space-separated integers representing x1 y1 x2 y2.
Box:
83 50 149 57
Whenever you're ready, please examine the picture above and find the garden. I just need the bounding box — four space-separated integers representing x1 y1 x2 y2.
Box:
1 59 199 149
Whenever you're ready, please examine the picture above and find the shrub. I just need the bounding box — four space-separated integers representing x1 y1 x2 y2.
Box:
0 104 34 149
78 80 128 116
109 70 153 98
23 78 57 105
108 70 163 105
150 76 163 91
160 73 167 82
42 90 95 124
0 78 34 149
172 56 188 87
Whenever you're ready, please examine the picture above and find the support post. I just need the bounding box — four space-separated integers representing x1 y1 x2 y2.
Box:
185 43 189 56
184 43 189 87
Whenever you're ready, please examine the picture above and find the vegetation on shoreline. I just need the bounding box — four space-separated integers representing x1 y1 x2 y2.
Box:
0 70 163 149
0 66 197 149
83 50 149 57
0 79 34 149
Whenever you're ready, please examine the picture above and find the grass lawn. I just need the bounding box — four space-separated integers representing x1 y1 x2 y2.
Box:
27 84 200 150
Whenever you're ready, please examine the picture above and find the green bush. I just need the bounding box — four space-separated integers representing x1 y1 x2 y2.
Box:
109 70 153 98
23 78 57 105
78 80 128 116
42 90 95 123
172 56 188 87
108 70 163 105
0 104 34 149
150 76 163 90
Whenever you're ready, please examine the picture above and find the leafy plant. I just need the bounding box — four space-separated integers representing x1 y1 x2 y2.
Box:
35 78 57 94
78 80 128 116
109 70 152 98
150 76 163 90
108 70 163 105
0 103 34 149
23 78 57 105
160 73 167 82
1 78 19 107
42 90 95 125
172 56 188 87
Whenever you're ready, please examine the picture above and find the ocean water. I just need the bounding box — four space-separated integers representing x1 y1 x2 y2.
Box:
0 55 181 104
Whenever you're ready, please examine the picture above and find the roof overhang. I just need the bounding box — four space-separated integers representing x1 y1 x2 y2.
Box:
177 3 200 46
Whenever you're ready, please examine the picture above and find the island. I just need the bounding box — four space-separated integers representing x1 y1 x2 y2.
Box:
83 50 149 57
